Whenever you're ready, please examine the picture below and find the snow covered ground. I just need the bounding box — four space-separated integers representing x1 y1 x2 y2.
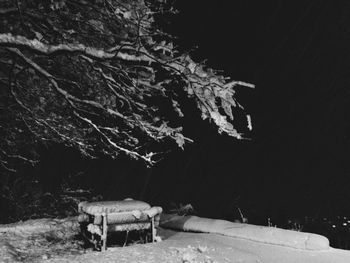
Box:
1 216 350 262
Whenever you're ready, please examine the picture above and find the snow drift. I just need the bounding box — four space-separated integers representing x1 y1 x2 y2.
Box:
160 214 330 250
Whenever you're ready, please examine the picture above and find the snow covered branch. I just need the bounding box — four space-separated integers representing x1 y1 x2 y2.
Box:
0 0 253 172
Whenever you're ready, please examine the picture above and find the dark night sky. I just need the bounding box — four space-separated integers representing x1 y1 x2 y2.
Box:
146 1 350 219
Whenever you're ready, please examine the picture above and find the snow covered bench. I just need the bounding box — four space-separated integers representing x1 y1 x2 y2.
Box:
78 200 162 251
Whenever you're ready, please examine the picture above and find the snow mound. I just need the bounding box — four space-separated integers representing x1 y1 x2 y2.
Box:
160 214 330 251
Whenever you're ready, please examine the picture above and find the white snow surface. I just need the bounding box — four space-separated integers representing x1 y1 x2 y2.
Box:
1 216 350 262
160 214 330 250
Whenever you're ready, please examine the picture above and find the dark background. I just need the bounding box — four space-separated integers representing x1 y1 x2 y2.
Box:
6 1 350 227
150 0 350 220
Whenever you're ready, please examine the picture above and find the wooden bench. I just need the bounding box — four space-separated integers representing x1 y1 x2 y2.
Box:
78 200 162 251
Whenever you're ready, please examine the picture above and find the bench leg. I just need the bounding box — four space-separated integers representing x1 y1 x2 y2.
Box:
150 217 155 243
101 213 108 251
123 231 129 247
